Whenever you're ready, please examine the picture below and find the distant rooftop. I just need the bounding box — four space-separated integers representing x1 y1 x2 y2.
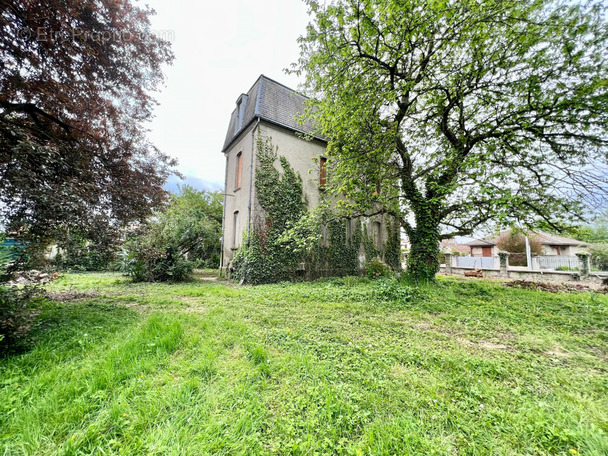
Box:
221 75 325 152
466 230 587 247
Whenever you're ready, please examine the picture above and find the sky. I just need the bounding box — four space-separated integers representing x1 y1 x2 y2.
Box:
144 0 311 193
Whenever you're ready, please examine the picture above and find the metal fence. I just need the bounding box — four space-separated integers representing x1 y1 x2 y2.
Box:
456 256 496 269
537 255 579 270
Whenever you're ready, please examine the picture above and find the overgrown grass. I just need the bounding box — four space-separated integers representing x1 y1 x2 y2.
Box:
1 273 607 455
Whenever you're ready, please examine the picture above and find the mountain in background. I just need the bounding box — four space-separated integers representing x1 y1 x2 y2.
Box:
164 175 223 194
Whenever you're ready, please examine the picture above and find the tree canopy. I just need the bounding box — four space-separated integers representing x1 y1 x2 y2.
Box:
121 186 223 282
296 0 608 280
0 0 176 244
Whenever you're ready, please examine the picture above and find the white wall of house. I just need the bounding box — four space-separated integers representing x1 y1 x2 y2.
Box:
542 245 585 256
221 121 327 269
470 245 497 257
222 122 257 266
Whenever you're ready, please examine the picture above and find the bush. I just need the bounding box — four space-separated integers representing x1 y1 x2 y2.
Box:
365 257 391 279
53 233 118 272
0 286 46 355
373 277 420 303
120 234 194 283
588 244 608 271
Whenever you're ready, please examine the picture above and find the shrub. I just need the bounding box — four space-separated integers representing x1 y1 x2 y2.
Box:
365 257 391 279
53 230 118 272
496 230 543 256
373 277 420 303
0 286 46 355
588 244 608 271
120 231 194 282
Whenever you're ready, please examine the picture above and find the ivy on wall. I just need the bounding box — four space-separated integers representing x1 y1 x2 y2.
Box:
231 134 401 284
231 134 305 284
384 217 402 271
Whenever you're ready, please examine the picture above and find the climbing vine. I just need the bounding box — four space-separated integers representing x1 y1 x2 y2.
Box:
384 217 402 271
232 134 401 284
231 134 305 284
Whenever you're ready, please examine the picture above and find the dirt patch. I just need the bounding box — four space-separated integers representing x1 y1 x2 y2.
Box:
545 344 572 359
457 337 512 351
47 290 101 302
505 280 608 294
173 296 207 313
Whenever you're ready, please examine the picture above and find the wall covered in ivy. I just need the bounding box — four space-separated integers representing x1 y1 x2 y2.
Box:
231 134 401 284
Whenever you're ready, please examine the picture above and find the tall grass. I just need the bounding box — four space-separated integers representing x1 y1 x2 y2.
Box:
1 273 606 455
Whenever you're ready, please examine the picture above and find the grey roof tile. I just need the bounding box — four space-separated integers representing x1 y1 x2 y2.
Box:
221 75 324 152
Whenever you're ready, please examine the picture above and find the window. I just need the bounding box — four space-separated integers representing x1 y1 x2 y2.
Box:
374 221 382 248
345 218 352 243
321 224 329 247
232 211 239 248
372 181 380 196
319 157 327 187
235 152 242 190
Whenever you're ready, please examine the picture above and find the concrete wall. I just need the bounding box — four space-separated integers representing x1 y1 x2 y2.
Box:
439 266 608 284
221 121 327 270
221 121 257 267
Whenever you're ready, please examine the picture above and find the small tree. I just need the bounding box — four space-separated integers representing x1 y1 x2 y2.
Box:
120 186 223 282
496 231 544 255
495 230 544 266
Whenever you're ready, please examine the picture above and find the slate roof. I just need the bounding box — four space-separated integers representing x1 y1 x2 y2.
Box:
221 75 324 152
466 230 586 247
465 239 496 247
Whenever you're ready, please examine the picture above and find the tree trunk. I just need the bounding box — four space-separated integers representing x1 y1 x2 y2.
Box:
406 207 440 282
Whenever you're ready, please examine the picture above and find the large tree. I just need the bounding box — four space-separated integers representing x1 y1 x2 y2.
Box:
0 0 175 246
296 0 608 280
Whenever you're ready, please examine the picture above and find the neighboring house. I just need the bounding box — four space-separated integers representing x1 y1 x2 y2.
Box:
440 239 470 256
465 239 497 257
220 75 390 272
465 230 587 257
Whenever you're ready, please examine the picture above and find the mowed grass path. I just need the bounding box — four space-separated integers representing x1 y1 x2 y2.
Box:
1 273 607 455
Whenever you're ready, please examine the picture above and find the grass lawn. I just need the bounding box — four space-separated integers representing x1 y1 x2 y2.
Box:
1 273 607 455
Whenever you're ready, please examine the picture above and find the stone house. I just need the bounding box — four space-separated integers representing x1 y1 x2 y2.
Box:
219 75 391 273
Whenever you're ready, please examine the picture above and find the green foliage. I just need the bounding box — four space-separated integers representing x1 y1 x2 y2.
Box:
120 234 194 282
373 277 420 303
365 257 391 279
305 216 362 279
383 217 402 270
362 224 380 263
296 0 608 281
162 186 223 268
120 186 222 282
550 210 608 244
0 286 46 356
588 244 608 271
231 135 306 284
54 230 118 272
0 238 46 355
234 135 402 284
